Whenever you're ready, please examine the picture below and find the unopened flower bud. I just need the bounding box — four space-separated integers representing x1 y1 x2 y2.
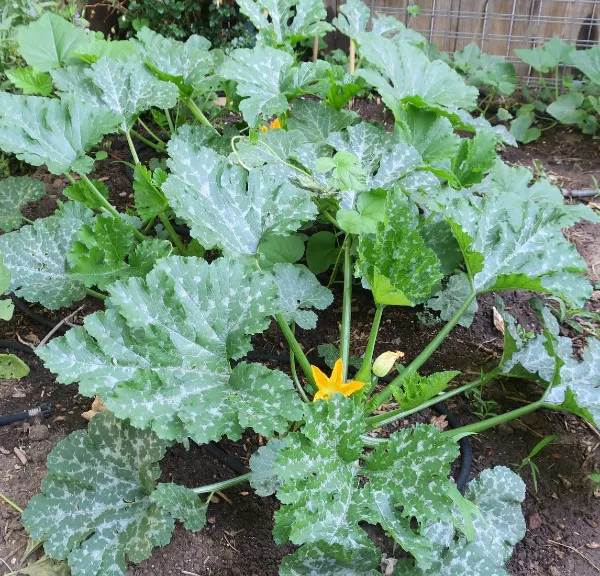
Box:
372 350 404 377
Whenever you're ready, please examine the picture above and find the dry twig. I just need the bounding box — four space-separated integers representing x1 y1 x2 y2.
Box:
547 539 600 572
37 306 84 348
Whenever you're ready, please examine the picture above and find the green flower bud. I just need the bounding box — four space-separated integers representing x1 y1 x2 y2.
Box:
372 350 404 377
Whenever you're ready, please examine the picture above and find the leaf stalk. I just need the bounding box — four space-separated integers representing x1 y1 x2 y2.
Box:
366 291 477 412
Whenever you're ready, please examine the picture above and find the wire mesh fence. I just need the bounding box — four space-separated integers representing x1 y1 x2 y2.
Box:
367 0 600 82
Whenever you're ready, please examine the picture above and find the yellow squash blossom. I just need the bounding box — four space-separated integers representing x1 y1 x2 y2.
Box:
311 358 364 402
260 118 282 133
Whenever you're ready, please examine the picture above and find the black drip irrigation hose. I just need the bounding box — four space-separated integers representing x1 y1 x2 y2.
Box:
205 442 251 475
0 339 35 354
0 403 52 427
11 295 58 330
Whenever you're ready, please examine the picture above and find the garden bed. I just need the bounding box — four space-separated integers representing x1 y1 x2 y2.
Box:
1 122 599 576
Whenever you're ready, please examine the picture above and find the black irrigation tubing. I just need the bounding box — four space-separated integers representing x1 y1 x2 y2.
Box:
11 295 58 330
0 339 35 354
205 442 251 475
0 404 52 427
563 189 600 198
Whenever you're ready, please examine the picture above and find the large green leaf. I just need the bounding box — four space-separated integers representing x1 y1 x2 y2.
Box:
67 214 172 290
357 192 442 306
396 467 526 575
71 37 140 64
364 424 461 526
288 99 358 144
568 44 600 84
394 106 460 168
163 128 317 257
501 306 600 427
332 0 373 36
221 46 330 126
137 28 221 95
0 203 93 309
280 541 381 575
271 395 374 550
515 36 574 73
437 180 594 311
236 0 333 47
260 396 469 568
17 13 88 72
5 67 53 96
0 93 122 175
272 264 333 329
0 354 29 379
334 0 426 45
22 411 207 576
0 176 46 232
327 121 424 207
37 256 303 443
353 33 478 122
52 56 179 131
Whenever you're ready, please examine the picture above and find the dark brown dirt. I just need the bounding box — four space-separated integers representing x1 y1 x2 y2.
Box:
1 122 600 576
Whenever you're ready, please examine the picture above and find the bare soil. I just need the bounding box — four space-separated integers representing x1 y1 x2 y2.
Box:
1 121 600 575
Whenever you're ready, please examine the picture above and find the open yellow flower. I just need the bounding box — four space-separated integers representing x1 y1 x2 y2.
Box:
311 358 364 402
260 118 282 133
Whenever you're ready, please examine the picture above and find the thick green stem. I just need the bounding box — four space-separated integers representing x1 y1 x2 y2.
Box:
367 291 477 412
158 213 186 254
137 118 166 145
444 400 543 438
554 65 560 101
184 97 215 130
124 130 140 165
340 238 352 383
130 128 165 153
86 288 107 300
22 216 35 225
192 473 250 494
73 174 147 243
276 314 316 392
482 87 497 116
355 304 385 383
164 108 176 135
365 371 498 428
290 323 310 403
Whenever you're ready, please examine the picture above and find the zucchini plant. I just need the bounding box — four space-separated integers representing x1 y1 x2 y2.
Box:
0 3 599 575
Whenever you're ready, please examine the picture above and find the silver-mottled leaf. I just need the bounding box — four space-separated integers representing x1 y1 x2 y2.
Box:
0 202 93 309
249 438 287 497
164 133 317 257
354 34 478 121
150 483 208 531
364 424 460 525
0 93 122 175
272 264 333 329
0 176 46 232
52 56 179 130
397 467 526 575
37 257 302 443
427 273 478 327
280 541 381 575
288 99 358 143
21 412 174 576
